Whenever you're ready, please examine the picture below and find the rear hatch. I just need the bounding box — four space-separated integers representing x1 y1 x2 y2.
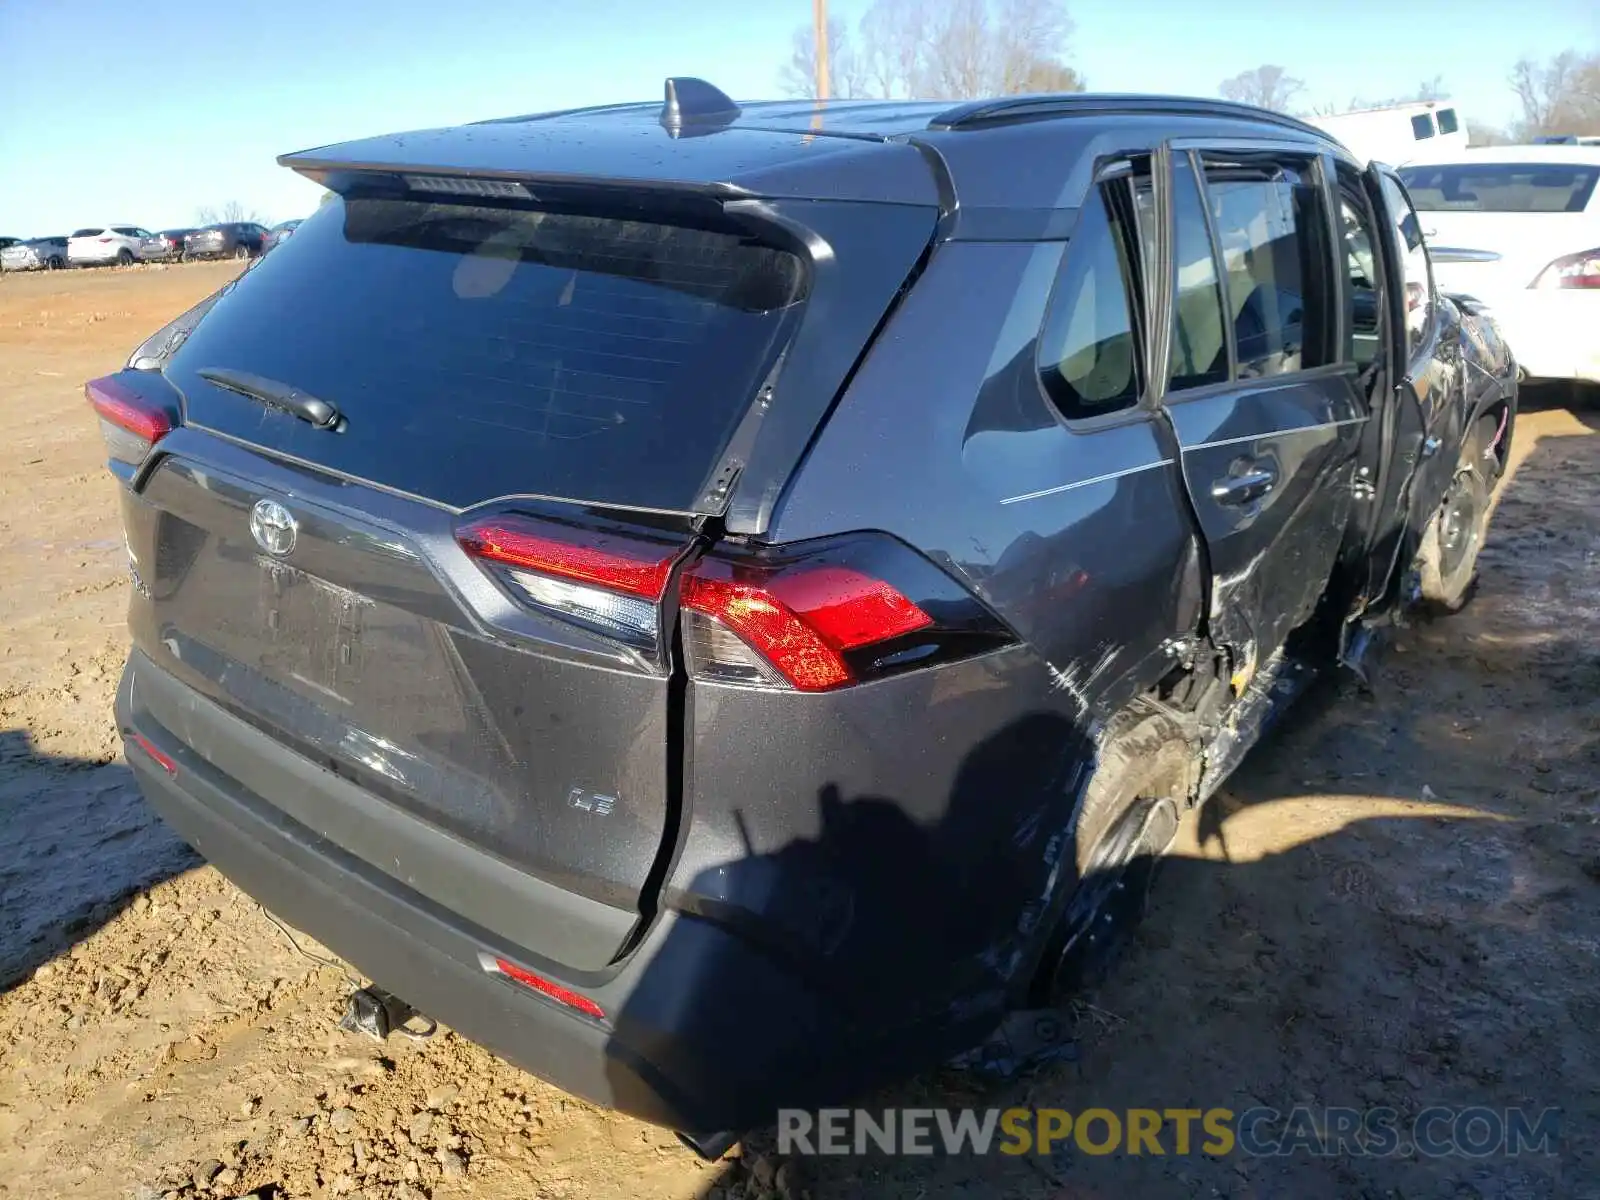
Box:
1399 159 1600 297
68 229 109 257
112 178 935 969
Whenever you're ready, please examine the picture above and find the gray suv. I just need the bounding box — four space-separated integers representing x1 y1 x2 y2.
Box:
94 81 1515 1144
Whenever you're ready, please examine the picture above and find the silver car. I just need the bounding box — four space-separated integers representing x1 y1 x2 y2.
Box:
1 236 69 271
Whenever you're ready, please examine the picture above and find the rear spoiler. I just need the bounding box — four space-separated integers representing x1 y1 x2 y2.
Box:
276 106 941 209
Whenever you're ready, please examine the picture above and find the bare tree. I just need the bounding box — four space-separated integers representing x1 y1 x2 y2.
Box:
1414 75 1448 102
1218 65 1306 113
1466 120 1512 147
992 0 1081 95
781 0 1083 101
196 200 268 226
1510 51 1600 137
779 16 868 99
859 0 931 98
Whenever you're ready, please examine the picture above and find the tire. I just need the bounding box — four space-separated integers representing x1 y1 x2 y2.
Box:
1415 450 1492 613
47 256 63 270
116 248 134 266
1030 712 1192 1001
234 243 251 260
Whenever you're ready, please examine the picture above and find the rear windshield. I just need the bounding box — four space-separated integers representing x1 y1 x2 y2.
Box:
1398 163 1600 213
166 195 807 512
72 228 102 237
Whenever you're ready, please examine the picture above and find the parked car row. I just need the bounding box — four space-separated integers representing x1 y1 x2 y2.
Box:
2 219 305 271
1 235 69 271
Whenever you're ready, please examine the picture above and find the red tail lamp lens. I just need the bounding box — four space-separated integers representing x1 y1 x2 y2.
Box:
87 373 175 465
457 517 674 601
682 565 932 693
768 565 933 651
87 374 173 443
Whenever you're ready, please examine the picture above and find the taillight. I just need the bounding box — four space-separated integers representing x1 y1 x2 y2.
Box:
455 515 1014 689
681 533 1014 693
455 512 682 651
85 372 176 465
97 236 113 243
1531 247 1600 289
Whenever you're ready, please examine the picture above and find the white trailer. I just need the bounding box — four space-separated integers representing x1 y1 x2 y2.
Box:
1306 101 1469 166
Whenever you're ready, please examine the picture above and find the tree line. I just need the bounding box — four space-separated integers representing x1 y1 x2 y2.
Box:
194 201 270 227
779 0 1083 101
777 1 1600 144
1219 53 1600 142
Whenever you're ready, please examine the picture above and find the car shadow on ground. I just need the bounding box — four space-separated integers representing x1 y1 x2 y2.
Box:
641 410 1598 1199
0 726 199 994
667 707 1593 1197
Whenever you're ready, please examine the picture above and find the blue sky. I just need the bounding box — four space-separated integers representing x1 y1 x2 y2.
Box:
1 0 1596 235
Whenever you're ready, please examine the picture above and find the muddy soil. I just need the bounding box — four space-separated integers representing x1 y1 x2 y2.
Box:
0 266 1595 1200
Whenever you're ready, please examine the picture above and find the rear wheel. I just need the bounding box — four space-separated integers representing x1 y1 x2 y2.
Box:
116 248 134 266
234 243 251 260
1031 713 1190 1002
1416 451 1491 613
47 255 63 270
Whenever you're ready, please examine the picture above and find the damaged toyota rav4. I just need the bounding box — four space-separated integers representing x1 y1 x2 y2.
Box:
98 81 1516 1144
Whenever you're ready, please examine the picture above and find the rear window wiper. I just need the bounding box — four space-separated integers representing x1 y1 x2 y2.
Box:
197 367 343 431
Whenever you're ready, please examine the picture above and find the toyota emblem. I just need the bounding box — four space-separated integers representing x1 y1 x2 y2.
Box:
250 498 298 556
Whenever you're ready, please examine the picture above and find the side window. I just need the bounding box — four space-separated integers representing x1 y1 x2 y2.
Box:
1379 174 1434 358
1167 155 1230 391
1338 189 1382 370
1201 156 1334 379
1436 108 1459 136
1038 184 1143 420
1411 113 1435 141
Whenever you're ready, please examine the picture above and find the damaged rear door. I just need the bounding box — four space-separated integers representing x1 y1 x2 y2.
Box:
1154 143 1366 673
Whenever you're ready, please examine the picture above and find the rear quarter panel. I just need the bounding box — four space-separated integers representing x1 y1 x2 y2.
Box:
666 239 1204 1032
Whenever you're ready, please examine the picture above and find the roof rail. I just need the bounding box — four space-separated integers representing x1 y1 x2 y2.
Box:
661 77 741 137
928 94 1330 141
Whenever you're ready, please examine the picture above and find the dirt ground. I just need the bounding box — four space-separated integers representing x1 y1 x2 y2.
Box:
0 264 1595 1200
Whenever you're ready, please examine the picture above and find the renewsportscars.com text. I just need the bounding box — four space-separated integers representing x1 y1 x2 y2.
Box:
777 1106 1561 1158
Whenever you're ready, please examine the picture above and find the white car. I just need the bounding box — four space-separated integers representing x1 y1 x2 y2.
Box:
67 225 153 267
1399 146 1600 384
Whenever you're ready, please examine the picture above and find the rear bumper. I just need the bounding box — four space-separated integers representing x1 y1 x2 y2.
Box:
184 244 231 258
115 651 857 1134
69 247 122 264
1474 292 1600 384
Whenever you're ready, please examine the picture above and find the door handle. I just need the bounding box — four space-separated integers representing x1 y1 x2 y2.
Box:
1211 468 1277 505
